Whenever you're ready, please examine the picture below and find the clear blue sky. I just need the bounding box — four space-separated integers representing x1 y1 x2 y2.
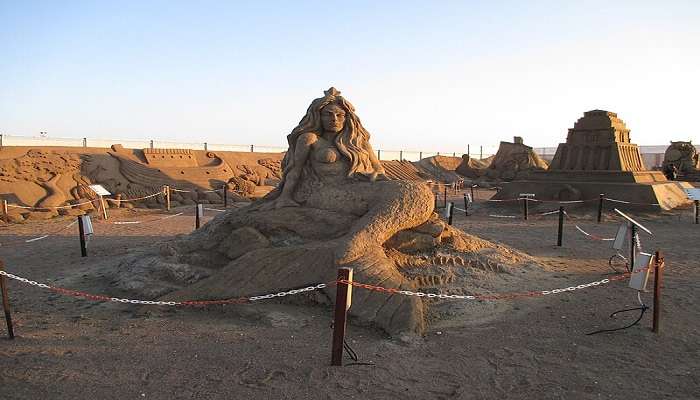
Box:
1 1 699 151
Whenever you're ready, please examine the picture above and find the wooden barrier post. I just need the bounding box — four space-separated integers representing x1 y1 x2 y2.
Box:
448 202 454 225
597 193 604 224
522 197 529 220
463 194 469 216
0 260 15 339
652 251 664 333
113 194 122 209
331 267 353 366
77 216 88 257
98 195 108 220
694 200 699 224
164 185 171 211
557 206 564 246
2 200 8 223
223 184 228 208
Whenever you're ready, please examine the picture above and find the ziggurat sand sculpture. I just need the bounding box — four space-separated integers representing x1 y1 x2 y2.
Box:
103 88 536 335
494 110 692 208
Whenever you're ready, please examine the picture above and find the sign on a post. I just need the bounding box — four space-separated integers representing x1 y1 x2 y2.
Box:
88 184 111 196
684 188 700 201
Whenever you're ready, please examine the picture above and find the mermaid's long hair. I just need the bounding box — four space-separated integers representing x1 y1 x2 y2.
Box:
280 87 376 183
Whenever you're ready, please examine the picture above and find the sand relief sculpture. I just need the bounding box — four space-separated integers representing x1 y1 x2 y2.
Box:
103 88 534 335
493 110 692 208
662 141 700 181
456 136 548 183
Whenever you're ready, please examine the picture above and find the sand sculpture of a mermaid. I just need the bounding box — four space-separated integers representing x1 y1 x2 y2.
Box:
110 88 532 335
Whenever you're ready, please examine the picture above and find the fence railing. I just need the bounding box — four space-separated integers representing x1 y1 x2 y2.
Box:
0 134 499 161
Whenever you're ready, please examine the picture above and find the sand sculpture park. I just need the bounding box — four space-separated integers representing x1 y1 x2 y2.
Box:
1 89 699 398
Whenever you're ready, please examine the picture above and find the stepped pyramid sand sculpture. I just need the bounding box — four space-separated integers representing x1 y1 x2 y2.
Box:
101 88 538 335
494 110 692 208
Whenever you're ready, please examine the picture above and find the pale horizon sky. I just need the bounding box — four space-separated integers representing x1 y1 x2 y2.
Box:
1 1 699 152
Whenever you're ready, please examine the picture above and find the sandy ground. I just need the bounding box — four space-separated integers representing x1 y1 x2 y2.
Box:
0 196 698 400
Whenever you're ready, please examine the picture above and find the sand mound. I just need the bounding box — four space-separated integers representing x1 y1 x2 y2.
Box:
415 155 465 183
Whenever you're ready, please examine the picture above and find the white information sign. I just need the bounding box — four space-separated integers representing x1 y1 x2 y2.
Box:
684 188 700 201
89 184 111 196
628 252 653 291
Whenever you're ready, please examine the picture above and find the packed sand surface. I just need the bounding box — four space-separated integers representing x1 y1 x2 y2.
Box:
0 196 697 399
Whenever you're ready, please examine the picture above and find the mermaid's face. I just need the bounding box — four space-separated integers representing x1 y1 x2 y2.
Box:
321 104 346 133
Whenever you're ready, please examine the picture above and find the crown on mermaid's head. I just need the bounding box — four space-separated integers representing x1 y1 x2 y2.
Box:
324 87 341 97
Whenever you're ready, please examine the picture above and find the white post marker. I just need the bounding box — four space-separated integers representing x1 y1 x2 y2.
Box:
629 252 653 291
444 202 453 219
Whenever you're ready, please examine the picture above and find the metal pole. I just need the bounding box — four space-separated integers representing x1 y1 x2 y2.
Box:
448 202 454 225
443 187 447 208
82 137 87 147
2 200 7 223
203 142 208 151
597 193 604 224
419 151 422 160
467 144 470 158
331 267 353 366
630 224 637 273
463 194 469 216
377 149 381 160
557 206 564 246
480 145 483 160
523 197 529 220
0 261 14 339
694 200 699 224
399 150 403 161
78 216 87 257
195 203 201 229
652 251 664 333
470 185 475 202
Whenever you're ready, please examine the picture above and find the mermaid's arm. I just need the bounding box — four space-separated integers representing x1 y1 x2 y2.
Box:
363 141 387 179
277 132 317 206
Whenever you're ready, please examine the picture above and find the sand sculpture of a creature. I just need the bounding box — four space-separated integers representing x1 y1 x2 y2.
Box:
109 88 530 335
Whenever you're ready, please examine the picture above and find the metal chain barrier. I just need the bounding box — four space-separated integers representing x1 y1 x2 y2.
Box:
338 269 642 301
0 269 328 306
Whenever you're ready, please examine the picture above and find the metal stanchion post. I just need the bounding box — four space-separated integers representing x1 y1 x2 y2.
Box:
0 260 15 339
694 200 699 224
652 251 664 333
470 185 475 202
331 268 353 366
195 203 202 229
557 206 564 246
448 202 454 225
443 186 447 208
630 224 637 272
523 197 529 220
77 216 88 257
597 193 604 223
463 194 469 216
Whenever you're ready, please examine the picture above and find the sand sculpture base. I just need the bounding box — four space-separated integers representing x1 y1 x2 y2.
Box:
494 170 692 209
102 180 535 336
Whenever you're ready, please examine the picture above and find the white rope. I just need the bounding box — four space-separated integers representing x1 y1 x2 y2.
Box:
203 208 226 212
7 199 95 210
110 212 184 225
488 214 518 219
105 192 162 203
